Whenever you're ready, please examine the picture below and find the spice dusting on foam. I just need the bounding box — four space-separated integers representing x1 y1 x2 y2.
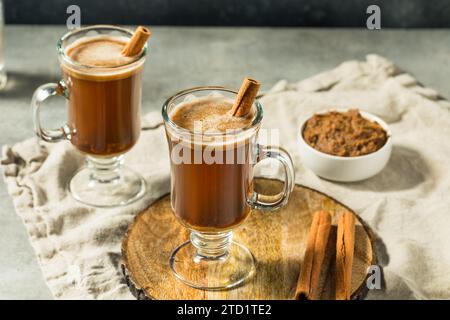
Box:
170 96 254 133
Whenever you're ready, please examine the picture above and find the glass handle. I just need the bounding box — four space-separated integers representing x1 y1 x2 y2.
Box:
249 144 295 211
31 80 71 143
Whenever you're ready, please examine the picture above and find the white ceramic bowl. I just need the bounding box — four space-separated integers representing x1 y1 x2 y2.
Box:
298 110 392 182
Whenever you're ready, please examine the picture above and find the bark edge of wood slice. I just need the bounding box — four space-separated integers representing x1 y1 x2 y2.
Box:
121 178 376 300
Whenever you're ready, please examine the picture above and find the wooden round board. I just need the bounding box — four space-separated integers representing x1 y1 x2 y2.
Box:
122 178 376 300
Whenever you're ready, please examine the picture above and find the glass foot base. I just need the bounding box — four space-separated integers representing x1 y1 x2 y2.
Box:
170 240 255 291
69 165 146 208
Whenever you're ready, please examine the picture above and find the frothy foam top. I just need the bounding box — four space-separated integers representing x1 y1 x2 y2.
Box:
66 36 137 68
169 96 254 133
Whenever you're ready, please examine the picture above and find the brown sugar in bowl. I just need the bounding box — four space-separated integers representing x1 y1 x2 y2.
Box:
302 109 388 157
298 109 392 182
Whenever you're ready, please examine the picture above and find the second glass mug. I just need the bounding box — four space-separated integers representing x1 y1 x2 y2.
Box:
31 25 147 207
163 87 295 290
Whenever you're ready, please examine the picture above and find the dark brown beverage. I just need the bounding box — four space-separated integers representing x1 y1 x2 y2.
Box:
62 36 144 156
167 97 255 231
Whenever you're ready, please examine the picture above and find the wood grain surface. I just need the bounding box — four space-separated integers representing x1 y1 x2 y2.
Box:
122 178 375 300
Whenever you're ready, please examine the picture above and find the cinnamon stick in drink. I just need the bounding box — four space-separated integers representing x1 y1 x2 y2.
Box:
122 26 151 57
295 211 332 300
336 212 356 300
230 77 261 117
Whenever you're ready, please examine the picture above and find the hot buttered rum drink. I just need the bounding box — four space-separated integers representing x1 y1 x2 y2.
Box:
62 36 144 156
167 97 255 231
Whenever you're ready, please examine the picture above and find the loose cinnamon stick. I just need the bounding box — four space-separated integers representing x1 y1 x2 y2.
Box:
230 77 261 117
336 212 356 300
295 211 332 300
122 26 152 57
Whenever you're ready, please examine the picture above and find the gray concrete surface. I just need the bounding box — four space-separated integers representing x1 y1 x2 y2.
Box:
1 26 450 299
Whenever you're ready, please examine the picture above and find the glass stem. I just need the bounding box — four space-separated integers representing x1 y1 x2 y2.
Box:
0 68 6 90
87 155 123 183
190 231 233 260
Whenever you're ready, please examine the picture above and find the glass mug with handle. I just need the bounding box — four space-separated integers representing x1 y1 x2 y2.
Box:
0 0 6 90
162 87 295 290
31 25 147 207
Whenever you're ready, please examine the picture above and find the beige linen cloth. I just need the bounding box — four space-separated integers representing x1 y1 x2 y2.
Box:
2 55 450 299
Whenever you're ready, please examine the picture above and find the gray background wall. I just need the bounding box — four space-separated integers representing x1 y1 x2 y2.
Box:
3 0 450 27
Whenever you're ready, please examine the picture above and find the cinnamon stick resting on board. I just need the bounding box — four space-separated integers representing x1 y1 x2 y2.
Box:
336 212 356 300
295 211 332 300
230 77 261 117
122 26 152 57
